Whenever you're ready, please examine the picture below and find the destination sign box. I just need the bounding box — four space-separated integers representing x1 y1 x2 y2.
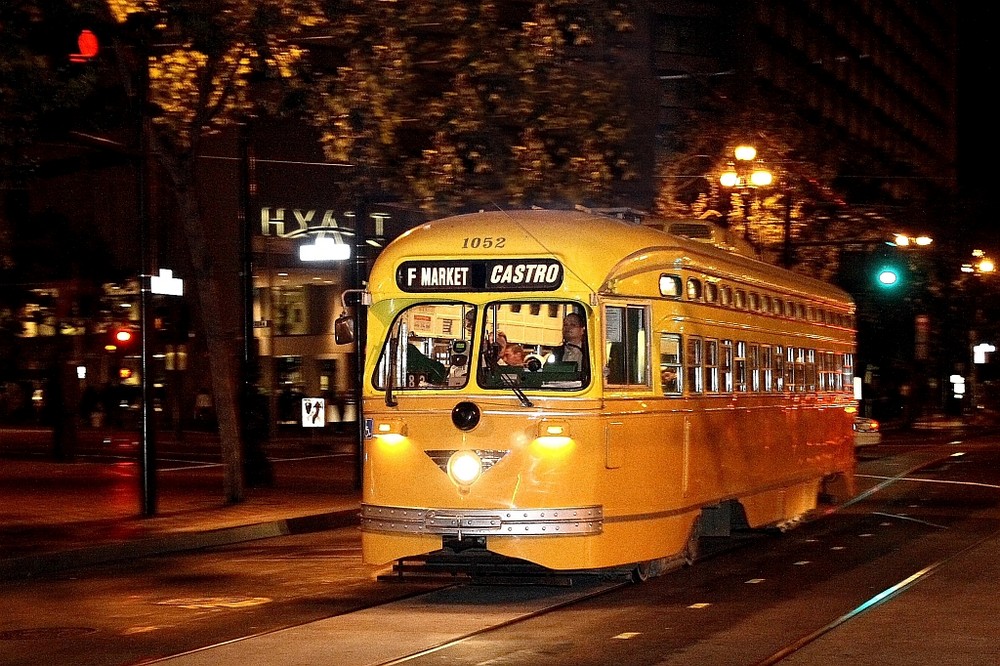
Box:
397 259 563 292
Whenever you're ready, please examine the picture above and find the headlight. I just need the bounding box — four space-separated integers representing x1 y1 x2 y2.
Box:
448 450 483 485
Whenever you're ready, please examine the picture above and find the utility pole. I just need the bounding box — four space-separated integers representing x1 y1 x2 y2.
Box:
134 17 156 517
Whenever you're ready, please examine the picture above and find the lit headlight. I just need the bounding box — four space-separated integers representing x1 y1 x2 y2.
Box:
447 450 483 485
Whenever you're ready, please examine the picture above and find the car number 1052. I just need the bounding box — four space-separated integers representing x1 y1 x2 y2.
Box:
462 237 506 249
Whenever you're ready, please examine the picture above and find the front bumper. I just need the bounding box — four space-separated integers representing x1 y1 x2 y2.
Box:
361 504 603 537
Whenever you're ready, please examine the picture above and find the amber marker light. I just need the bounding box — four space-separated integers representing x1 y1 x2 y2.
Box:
534 419 573 451
374 420 407 445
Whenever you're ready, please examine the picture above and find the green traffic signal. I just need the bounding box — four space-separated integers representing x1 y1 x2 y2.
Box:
875 265 901 288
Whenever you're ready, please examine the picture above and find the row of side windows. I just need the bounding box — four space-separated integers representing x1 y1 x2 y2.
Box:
661 333 853 396
603 304 854 396
660 273 854 328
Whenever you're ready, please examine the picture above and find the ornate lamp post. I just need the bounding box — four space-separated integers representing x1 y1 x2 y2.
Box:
719 145 772 245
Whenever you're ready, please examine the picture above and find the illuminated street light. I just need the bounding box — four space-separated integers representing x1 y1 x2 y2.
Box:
963 249 996 274
733 145 757 161
891 233 934 248
718 145 772 246
749 169 773 187
720 165 739 188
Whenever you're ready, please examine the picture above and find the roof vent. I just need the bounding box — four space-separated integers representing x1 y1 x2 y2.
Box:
667 222 714 239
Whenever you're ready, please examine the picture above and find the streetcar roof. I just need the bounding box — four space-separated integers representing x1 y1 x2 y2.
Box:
369 209 853 307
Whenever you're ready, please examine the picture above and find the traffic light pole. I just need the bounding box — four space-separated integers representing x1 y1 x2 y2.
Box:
136 26 156 517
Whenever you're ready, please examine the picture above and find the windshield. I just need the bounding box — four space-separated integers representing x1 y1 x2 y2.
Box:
374 303 476 390
373 301 590 392
478 301 589 390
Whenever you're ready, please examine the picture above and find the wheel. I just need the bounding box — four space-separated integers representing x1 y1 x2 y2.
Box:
684 517 701 565
631 560 653 583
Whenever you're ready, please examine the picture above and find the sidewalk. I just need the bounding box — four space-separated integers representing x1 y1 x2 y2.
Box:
0 428 362 581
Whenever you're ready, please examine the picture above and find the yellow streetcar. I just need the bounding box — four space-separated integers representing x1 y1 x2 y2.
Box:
339 208 857 580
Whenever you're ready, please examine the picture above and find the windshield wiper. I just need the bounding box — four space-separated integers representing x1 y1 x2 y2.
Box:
482 344 533 408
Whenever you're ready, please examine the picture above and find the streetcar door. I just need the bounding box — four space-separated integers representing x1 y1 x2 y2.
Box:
603 303 651 388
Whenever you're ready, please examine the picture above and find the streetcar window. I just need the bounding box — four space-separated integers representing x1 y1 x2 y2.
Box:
721 340 734 392
720 286 733 307
787 347 806 392
705 282 719 303
773 346 784 391
478 301 590 391
687 337 704 394
761 294 772 313
819 351 837 391
659 274 682 298
749 344 761 391
842 353 855 391
659 333 682 395
761 345 773 392
704 339 720 392
805 348 817 391
735 341 747 392
604 304 649 387
686 278 703 301
734 290 747 310
785 347 796 391
748 292 761 311
374 303 477 391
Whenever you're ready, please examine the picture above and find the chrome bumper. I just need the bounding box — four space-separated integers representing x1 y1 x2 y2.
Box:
361 504 603 536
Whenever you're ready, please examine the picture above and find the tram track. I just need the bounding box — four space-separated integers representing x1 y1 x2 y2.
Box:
144 441 1000 666
148 577 629 665
755 525 1000 665
752 441 1000 664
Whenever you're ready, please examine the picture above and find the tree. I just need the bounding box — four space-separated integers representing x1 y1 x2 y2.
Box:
6 0 641 502
307 0 637 213
652 95 942 283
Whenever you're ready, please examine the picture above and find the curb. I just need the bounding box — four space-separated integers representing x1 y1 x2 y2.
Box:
0 509 359 582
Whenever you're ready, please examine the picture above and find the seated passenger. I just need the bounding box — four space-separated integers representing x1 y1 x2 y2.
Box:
500 343 526 367
548 313 587 370
661 367 679 393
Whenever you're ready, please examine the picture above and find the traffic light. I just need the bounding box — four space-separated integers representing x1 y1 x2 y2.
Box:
69 29 99 62
869 247 906 291
874 264 902 289
107 326 136 351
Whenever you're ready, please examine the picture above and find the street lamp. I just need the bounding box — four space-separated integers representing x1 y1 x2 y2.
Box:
962 249 995 275
719 145 772 243
892 233 934 248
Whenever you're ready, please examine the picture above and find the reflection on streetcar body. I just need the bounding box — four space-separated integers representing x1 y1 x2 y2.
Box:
358 209 857 575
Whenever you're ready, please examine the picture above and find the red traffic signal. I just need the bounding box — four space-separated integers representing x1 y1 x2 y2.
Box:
70 29 99 63
107 326 135 351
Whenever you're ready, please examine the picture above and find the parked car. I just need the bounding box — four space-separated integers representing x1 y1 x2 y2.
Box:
853 417 882 446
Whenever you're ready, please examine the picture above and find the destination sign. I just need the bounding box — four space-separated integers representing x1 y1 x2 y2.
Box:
397 259 563 292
